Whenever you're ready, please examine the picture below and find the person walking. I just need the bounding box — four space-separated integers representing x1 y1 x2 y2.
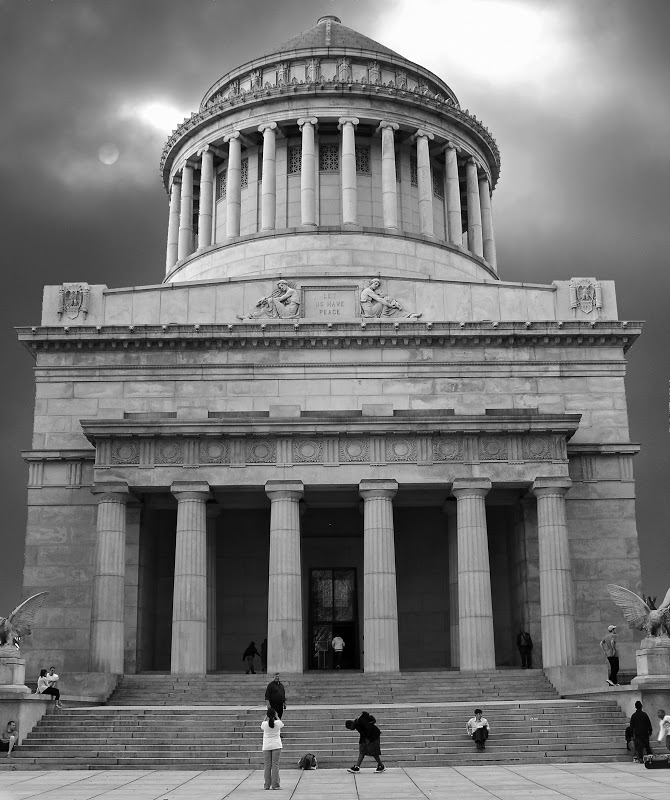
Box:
466 709 490 751
243 641 259 674
261 707 284 790
265 673 286 719
346 711 385 773
600 625 620 686
630 700 653 763
657 709 670 752
0 721 18 758
332 635 345 669
516 629 533 669
36 668 62 707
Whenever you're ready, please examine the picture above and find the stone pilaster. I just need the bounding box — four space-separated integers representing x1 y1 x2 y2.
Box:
170 481 211 675
297 117 318 227
259 122 277 231
339 117 360 225
177 164 194 260
197 146 214 250
466 158 483 256
89 482 132 674
413 129 435 236
479 173 497 271
531 477 576 668
444 143 462 246
378 121 399 230
206 505 219 672
444 500 459 668
224 131 242 238
266 480 304 673
359 479 400 672
165 177 181 273
452 478 495 670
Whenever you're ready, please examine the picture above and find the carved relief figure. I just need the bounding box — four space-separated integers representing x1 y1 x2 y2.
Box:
306 58 320 83
337 58 351 83
368 61 381 85
570 278 603 317
359 279 421 319
0 592 49 651
396 69 408 89
607 584 670 638
250 69 261 91
276 62 288 86
237 280 301 320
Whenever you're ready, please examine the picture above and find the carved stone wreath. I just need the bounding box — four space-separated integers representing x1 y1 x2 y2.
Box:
111 441 140 465
199 440 230 464
339 439 369 463
156 440 184 465
385 437 417 462
523 436 553 460
479 437 508 461
246 440 277 464
292 439 323 463
433 436 464 462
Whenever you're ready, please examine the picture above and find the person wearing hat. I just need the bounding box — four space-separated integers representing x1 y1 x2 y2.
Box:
600 625 620 686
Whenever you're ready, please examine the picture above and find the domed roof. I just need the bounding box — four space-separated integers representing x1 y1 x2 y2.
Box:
265 15 402 58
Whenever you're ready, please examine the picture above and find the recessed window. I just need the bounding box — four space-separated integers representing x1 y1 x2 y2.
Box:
355 145 371 174
410 157 418 187
319 143 339 172
288 146 302 174
218 172 227 199
432 168 444 199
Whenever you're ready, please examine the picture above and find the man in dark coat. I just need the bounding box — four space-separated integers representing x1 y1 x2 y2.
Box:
516 629 533 669
630 700 653 763
265 672 286 719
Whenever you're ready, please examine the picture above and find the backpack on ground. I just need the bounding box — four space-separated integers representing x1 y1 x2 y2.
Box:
298 753 318 770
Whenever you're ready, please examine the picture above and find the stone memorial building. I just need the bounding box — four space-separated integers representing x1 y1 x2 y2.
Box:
18 17 642 679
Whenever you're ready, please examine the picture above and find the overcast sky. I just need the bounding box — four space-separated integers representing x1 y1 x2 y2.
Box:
1 0 668 616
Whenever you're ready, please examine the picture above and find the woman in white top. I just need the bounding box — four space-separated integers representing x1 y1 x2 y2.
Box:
657 709 670 751
36 669 61 708
261 707 284 790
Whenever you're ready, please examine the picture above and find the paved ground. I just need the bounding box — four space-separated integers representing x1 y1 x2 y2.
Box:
0 764 669 800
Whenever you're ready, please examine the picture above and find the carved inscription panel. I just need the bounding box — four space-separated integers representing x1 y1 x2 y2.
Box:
302 286 357 319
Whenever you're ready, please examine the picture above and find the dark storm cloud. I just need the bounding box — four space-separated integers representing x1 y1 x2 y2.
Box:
0 0 668 613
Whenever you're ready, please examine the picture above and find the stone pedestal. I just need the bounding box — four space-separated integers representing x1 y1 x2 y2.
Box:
0 649 30 694
632 636 670 690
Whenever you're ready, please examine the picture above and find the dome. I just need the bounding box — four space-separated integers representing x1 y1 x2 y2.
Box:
264 15 402 59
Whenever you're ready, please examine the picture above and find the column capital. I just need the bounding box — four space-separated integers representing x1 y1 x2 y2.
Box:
180 161 195 173
297 117 318 129
531 477 572 497
265 479 304 501
452 477 491 499
443 140 458 152
91 481 133 501
197 144 212 157
258 121 278 133
171 175 182 186
359 479 398 500
412 129 435 142
338 116 360 130
478 172 490 185
376 120 399 134
223 130 240 144
466 156 479 167
171 480 211 501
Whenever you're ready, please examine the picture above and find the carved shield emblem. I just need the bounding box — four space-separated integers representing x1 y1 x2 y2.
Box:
575 282 596 313
57 283 90 321
569 278 602 317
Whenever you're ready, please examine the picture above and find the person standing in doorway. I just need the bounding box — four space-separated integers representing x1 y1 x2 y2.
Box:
265 672 286 719
516 629 533 669
261 706 284 790
332 635 345 669
243 641 259 674
600 625 620 686
630 700 653 763
466 709 490 751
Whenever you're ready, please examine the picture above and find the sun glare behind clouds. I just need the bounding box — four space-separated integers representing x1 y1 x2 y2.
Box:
119 100 189 134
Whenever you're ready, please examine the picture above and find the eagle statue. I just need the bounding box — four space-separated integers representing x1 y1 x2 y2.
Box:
607 584 670 638
0 592 49 651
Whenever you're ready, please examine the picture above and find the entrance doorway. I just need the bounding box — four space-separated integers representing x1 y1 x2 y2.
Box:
309 568 359 670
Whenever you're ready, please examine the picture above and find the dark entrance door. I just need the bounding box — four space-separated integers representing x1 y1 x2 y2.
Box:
309 568 358 669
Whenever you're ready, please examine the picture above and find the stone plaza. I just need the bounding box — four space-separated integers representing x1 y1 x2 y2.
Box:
16 16 644 691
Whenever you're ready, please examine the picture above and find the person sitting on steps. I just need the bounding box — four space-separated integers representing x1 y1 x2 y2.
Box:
0 720 18 758
466 709 490 751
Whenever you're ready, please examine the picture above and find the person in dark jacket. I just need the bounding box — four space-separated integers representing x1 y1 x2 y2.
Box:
630 700 653 763
345 711 385 773
516 629 533 669
242 641 259 674
265 672 286 719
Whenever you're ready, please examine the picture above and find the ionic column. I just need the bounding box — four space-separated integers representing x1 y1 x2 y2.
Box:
206 505 219 673
338 117 360 225
377 121 399 229
413 129 435 236
531 478 576 668
479 173 497 271
224 131 242 238
165 177 181 273
466 158 483 256
177 163 194 260
170 481 210 674
197 146 214 250
266 480 304 673
89 482 132 674
297 117 317 227
444 143 462 246
452 478 495 670
444 501 459 668
259 122 277 231
359 479 399 672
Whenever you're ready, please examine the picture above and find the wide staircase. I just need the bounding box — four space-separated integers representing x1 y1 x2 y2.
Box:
11 671 630 769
